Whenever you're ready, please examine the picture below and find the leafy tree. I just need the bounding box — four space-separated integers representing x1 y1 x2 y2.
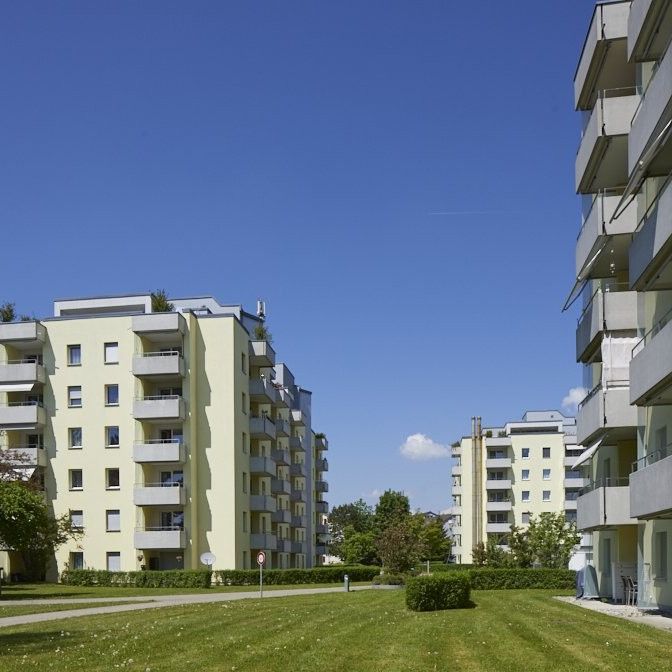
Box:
0 302 16 322
419 516 452 561
329 499 374 559
507 524 535 568
340 526 378 565
253 323 273 344
376 517 427 574
151 290 174 313
472 541 488 566
0 481 80 580
374 490 411 533
527 512 580 568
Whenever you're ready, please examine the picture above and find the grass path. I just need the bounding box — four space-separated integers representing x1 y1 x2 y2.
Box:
1 589 671 671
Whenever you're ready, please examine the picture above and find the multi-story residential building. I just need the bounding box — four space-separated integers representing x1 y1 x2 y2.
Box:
0 293 329 580
571 0 672 608
450 411 587 565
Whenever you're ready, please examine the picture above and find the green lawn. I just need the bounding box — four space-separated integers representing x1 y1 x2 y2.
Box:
0 601 142 617
1 589 671 671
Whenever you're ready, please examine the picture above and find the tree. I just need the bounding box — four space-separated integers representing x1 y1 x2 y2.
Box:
253 323 273 344
151 290 174 313
0 302 16 323
340 526 377 565
508 524 535 568
0 481 80 580
374 490 411 533
329 499 374 559
527 512 580 568
419 516 452 561
376 517 427 574
471 538 511 567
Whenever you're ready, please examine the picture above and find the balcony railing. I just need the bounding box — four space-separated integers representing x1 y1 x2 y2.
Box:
133 482 185 506
132 351 184 378
133 439 185 463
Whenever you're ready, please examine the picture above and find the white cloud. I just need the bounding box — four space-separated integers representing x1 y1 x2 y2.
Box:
399 433 450 461
562 387 588 411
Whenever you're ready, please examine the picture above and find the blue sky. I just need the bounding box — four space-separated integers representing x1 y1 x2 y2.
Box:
1 1 592 511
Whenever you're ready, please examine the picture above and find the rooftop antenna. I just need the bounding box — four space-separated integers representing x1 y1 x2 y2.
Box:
256 300 266 321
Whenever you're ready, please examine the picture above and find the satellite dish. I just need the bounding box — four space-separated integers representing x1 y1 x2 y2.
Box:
200 552 216 567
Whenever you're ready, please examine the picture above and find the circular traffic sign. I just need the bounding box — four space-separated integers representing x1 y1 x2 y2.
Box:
257 551 266 566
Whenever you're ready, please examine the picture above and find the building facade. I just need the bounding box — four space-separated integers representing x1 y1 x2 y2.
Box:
450 411 588 565
0 293 329 579
571 0 672 608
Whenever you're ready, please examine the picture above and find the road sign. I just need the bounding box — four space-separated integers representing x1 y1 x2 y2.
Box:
257 551 266 566
200 552 216 568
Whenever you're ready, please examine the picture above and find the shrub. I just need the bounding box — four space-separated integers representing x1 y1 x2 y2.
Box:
427 562 475 572
406 574 471 611
466 568 575 590
214 565 379 586
372 572 406 586
61 570 211 588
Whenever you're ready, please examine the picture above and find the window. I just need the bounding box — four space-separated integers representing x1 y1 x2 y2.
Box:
601 538 612 577
105 384 119 406
543 468 551 480
521 469 530 481
70 552 84 570
242 392 247 414
242 432 248 454
106 552 121 572
67 345 81 366
565 511 577 524
543 490 551 501
70 510 84 530
242 472 248 494
69 469 83 490
521 512 530 525
104 342 119 364
106 509 121 532
69 427 83 449
242 511 248 532
543 447 551 459
160 470 183 486
106 426 119 448
521 490 530 502
106 468 120 490
68 386 82 408
522 448 530 459
241 353 247 374
655 531 668 580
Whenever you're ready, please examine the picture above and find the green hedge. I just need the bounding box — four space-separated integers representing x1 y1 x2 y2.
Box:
428 563 476 572
372 572 406 586
215 565 379 586
466 568 576 590
406 574 471 611
61 570 212 588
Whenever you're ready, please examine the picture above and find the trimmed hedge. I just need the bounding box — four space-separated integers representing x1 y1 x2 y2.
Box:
61 570 212 588
372 572 406 586
406 574 471 611
428 563 476 572
215 565 379 586
466 568 576 590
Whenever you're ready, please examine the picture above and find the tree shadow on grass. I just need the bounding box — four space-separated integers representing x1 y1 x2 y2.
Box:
0 630 81 652
1 586 92 601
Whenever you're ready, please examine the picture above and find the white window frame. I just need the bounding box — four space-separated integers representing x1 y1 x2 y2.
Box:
106 552 121 572
69 427 83 449
522 448 530 459
521 490 530 502
68 386 82 408
105 384 119 407
106 468 120 490
106 509 121 532
542 490 551 502
69 469 83 491
104 342 119 365
521 469 530 481
105 426 120 448
543 468 551 481
67 344 81 366
70 510 84 529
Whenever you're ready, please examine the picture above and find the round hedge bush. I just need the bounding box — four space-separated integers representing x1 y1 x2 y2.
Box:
405 574 471 612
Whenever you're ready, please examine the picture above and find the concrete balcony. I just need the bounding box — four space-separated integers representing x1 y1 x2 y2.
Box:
271 478 291 495
576 90 639 193
452 485 462 495
292 541 307 555
451 464 462 476
250 416 276 440
565 477 590 489
577 482 635 530
250 533 277 551
276 388 292 408
575 1 632 110
576 384 638 445
134 528 185 550
631 452 672 518
291 409 307 426
291 490 307 503
272 448 290 466
133 483 185 506
315 458 328 472
132 352 184 378
486 501 512 512
315 436 328 451
289 436 304 452
275 418 290 437
0 402 46 429
250 495 276 513
577 192 638 281
277 539 293 553
564 499 579 511
628 0 672 61
272 509 292 524
250 340 275 367
565 455 581 467
0 321 45 345
133 440 185 464
316 480 329 493
290 463 307 478
0 361 46 386
630 178 672 291
485 480 511 490
315 523 329 535
315 501 328 514
250 456 277 477
631 318 672 405
132 312 185 337
315 544 328 555
133 396 185 422
0 446 46 467
292 515 307 528
485 458 511 469
249 378 278 404
486 522 511 534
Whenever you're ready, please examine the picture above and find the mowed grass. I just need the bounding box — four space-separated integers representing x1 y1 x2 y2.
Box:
0 602 141 617
2 589 672 672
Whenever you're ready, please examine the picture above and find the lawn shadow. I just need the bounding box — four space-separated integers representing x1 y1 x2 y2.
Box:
0 630 83 652
0 586 91 601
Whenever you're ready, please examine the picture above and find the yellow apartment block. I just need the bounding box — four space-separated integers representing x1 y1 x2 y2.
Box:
0 294 330 580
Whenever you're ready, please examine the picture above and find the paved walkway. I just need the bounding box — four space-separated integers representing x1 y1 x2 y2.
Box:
0 585 371 628
555 596 672 632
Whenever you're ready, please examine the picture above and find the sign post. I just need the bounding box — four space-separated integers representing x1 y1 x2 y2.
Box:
257 551 266 598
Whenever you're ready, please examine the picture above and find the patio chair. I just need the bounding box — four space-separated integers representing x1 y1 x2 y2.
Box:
625 576 638 606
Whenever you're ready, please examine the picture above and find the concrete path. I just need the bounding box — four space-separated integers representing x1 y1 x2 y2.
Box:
0 585 371 628
555 596 672 632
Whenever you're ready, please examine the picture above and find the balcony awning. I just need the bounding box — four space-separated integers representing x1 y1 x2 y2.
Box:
562 239 611 312
0 383 34 393
571 437 604 470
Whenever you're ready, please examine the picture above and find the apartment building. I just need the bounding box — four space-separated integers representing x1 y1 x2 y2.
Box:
0 293 329 580
571 0 672 608
449 411 587 565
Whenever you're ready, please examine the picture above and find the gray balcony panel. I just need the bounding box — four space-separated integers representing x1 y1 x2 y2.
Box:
486 501 512 512
629 0 672 61
577 485 634 530
486 522 511 534
485 480 511 490
315 458 328 472
289 436 304 452
316 480 329 493
277 539 293 553
133 397 185 421
451 465 462 475
631 453 672 518
271 478 291 495
272 509 292 524
249 378 278 404
631 319 672 405
564 500 579 511
272 448 290 466
250 456 277 477
292 515 307 528
133 442 185 463
133 484 185 506
576 386 638 445
485 437 511 448
275 418 290 436
0 403 46 429
1 446 46 467
0 321 45 344
250 341 276 367
292 541 307 555
315 501 328 514
315 436 328 451
0 362 46 386
250 533 277 551
250 495 276 512
564 477 590 488
250 416 276 440
291 490 307 502
132 313 185 335
132 353 184 378
290 463 307 478
485 458 511 469
134 529 185 550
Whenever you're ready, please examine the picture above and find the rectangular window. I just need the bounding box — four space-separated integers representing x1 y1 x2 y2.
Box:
521 491 530 502
106 468 120 490
69 469 83 490
242 511 248 532
70 552 84 570
522 448 530 459
70 510 84 530
106 426 120 448
69 427 83 449
543 490 551 501
601 538 612 577
104 342 119 364
543 447 551 459
242 432 248 454
106 509 121 532
68 386 82 408
67 345 81 366
105 384 119 406
241 353 247 374
106 552 121 572
521 512 530 525
543 469 551 480
242 392 247 414
656 531 668 580
242 472 248 494
521 469 530 481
